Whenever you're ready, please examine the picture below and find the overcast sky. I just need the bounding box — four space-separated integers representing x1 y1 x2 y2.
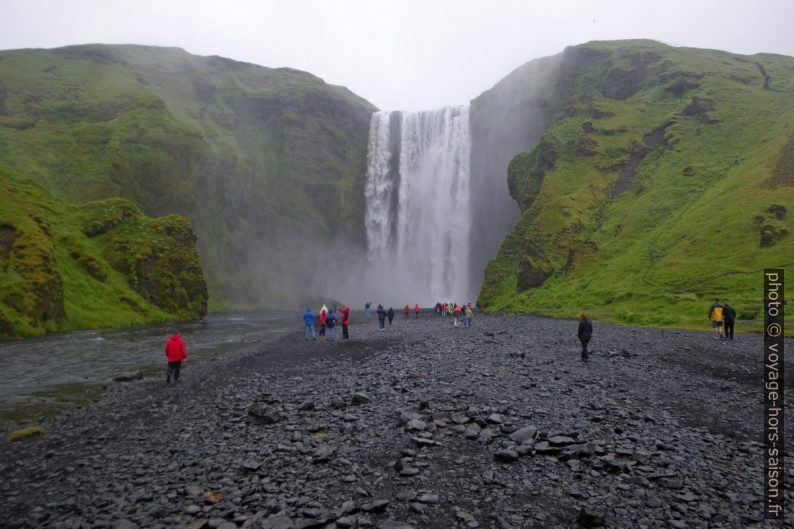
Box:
2 0 793 111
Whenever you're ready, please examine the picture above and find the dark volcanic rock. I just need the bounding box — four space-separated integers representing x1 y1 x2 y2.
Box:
113 371 143 382
576 506 605 527
494 449 519 462
351 392 371 405
508 425 537 444
0 314 789 529
361 499 390 513
247 403 285 424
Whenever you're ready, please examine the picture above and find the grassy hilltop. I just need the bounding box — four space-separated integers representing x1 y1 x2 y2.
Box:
0 44 375 318
476 40 794 330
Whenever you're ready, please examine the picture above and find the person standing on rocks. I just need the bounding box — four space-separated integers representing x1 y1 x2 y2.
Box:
377 304 386 330
414 303 420 318
341 305 351 339
708 298 724 339
318 304 327 337
464 304 474 327
723 302 736 340
387 307 395 326
577 315 593 362
303 308 316 341
452 303 462 327
404 304 410 319
164 330 187 384
325 307 337 342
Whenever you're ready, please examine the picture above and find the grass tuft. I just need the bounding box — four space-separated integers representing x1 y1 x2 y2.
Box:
6 425 46 443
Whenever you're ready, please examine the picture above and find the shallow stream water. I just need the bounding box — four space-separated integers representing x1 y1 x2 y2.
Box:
0 311 299 423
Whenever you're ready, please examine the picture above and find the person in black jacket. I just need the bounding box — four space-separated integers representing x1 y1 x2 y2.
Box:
387 307 395 326
723 303 736 340
577 314 593 361
376 304 386 330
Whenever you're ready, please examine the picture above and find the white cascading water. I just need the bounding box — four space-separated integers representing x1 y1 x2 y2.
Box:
364 106 472 305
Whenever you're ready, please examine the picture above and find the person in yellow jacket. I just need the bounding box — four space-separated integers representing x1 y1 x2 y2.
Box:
708 298 724 339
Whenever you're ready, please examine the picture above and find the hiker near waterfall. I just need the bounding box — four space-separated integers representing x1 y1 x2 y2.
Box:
708 298 724 339
164 330 187 384
303 308 316 341
577 315 593 362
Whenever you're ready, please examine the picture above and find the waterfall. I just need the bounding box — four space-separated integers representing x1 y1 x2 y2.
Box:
364 106 473 305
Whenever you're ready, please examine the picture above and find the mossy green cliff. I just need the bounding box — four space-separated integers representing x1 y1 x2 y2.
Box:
0 44 375 315
0 165 207 338
477 40 794 328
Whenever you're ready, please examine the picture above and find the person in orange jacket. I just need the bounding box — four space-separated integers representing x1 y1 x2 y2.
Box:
164 330 187 384
452 304 462 327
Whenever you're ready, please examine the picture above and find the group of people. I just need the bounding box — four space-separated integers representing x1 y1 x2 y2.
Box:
303 305 351 341
707 298 737 340
163 294 744 384
363 302 420 324
303 301 478 335
433 302 475 327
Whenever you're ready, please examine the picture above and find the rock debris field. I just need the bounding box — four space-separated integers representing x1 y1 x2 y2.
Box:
1 314 792 529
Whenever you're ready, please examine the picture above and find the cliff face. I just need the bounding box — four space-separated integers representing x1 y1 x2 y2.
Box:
468 53 562 295
0 44 375 312
0 166 207 338
477 40 794 327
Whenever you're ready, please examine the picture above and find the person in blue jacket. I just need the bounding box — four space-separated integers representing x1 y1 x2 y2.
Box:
325 308 337 341
303 308 316 341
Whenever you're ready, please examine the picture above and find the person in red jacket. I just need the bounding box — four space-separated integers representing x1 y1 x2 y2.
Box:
414 304 420 318
341 305 351 339
404 304 410 319
164 330 187 384
319 305 328 337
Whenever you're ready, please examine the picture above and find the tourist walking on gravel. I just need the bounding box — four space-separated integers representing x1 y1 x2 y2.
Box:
341 305 351 339
464 304 474 327
325 308 336 341
723 302 736 340
377 304 386 330
452 304 462 327
708 298 724 339
303 308 316 341
414 304 420 318
404 304 410 319
577 315 593 362
318 304 327 337
387 307 395 326
164 330 187 383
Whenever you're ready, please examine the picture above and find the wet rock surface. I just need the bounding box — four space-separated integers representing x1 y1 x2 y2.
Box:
1 314 792 528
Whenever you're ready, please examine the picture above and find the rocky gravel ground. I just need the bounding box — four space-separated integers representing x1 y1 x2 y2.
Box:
1 314 792 529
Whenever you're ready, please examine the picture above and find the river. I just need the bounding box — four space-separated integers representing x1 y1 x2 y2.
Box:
0 311 300 424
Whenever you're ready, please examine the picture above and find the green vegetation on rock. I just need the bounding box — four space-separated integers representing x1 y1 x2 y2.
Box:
5 425 46 443
0 165 207 338
0 44 375 314
477 40 794 330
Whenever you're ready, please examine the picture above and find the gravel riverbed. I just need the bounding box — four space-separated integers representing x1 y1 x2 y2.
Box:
1 314 791 529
